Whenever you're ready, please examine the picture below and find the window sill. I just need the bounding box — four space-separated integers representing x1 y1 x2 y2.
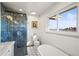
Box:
46 29 79 38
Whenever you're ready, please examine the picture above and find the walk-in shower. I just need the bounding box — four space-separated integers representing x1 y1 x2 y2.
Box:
1 4 27 56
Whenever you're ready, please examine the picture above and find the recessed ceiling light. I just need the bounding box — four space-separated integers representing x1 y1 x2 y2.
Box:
31 12 36 15
19 9 23 11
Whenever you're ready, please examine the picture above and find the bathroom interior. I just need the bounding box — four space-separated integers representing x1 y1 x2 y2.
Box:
0 2 79 56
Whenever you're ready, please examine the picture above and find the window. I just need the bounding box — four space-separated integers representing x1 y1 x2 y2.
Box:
48 7 77 32
48 16 57 30
58 7 77 31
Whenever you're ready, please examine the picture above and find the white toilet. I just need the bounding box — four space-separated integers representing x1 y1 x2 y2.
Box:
33 34 40 47
27 34 40 47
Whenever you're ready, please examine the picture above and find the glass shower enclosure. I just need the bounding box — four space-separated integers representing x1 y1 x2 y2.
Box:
1 5 27 56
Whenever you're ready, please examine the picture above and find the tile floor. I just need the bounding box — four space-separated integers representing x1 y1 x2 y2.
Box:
27 46 40 56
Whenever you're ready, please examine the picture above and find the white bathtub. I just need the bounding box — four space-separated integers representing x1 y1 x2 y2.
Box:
38 44 68 56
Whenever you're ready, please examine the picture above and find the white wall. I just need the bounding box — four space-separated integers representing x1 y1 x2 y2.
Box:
39 2 79 56
27 15 40 41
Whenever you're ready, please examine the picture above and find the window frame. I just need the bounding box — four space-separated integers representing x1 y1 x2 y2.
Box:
48 15 57 30
48 4 78 32
58 7 77 31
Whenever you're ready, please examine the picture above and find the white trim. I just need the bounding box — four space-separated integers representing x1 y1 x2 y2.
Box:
77 3 79 32
46 30 79 37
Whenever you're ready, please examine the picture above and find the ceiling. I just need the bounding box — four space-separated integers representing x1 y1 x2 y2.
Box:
2 2 57 16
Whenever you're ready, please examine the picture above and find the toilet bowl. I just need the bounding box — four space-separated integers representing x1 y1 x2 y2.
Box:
32 34 40 46
34 41 40 46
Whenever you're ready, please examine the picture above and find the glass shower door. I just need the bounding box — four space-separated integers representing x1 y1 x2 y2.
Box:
1 8 27 55
10 14 27 56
